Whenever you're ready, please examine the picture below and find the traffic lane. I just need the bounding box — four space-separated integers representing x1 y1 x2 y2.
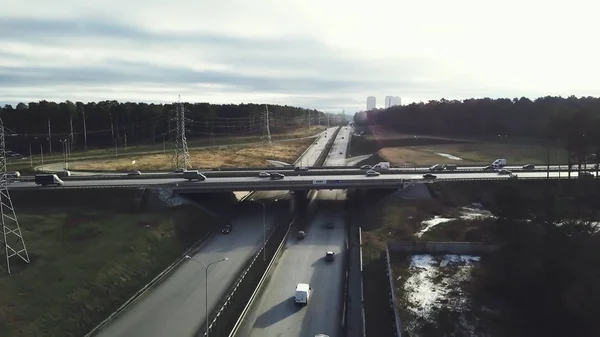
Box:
94 203 283 337
324 130 351 167
237 190 346 337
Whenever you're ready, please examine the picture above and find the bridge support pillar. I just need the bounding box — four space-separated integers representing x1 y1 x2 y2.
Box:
289 190 308 213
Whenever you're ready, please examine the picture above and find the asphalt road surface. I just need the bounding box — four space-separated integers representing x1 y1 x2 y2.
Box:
235 190 347 337
325 126 352 167
93 191 286 337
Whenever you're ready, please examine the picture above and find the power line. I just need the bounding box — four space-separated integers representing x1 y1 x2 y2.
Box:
172 95 191 169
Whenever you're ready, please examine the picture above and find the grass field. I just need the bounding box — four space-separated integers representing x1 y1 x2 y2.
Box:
8 126 324 173
350 126 567 166
0 205 215 337
70 137 314 171
378 142 567 166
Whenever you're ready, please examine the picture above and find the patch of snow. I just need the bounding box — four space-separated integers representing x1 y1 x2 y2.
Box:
233 191 251 201
416 216 456 237
404 254 480 329
460 207 496 220
440 255 480 267
266 160 291 167
436 153 463 160
405 255 439 317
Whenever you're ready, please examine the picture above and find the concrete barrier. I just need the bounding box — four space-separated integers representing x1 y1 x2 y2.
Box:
384 245 403 337
359 227 366 337
388 241 500 255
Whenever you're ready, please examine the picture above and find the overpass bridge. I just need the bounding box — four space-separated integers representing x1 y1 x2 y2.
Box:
9 170 586 192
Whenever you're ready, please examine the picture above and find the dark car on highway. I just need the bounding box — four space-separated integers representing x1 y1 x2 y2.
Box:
221 223 232 234
325 251 335 261
423 173 437 180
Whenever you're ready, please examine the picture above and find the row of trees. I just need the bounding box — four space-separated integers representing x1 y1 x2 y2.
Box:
355 96 600 138
471 182 600 337
355 95 600 172
0 101 326 153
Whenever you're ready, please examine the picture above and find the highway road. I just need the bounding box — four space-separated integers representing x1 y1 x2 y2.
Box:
235 190 347 337
295 127 339 167
325 126 352 167
93 191 285 337
91 131 334 337
235 126 352 337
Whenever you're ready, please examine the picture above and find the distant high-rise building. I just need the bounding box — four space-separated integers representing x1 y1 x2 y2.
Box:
384 96 393 108
384 96 402 108
366 96 376 110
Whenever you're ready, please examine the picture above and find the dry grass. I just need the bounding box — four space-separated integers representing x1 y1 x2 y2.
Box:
379 142 567 166
71 138 314 171
0 205 212 337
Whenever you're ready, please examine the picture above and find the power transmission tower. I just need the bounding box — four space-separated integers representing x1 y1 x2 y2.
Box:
172 96 191 169
264 105 272 146
0 119 30 275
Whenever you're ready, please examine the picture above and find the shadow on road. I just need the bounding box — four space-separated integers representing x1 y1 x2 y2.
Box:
253 297 303 328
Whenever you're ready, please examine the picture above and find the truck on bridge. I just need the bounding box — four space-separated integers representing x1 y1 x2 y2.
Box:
182 170 206 181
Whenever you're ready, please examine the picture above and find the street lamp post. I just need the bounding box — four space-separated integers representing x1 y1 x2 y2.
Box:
251 199 278 262
185 255 228 337
60 139 67 170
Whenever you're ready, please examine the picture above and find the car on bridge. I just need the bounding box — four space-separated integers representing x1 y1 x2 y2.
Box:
258 171 270 178
5 171 20 178
429 164 445 171
423 173 437 180
522 164 535 170
270 173 285 180
294 166 309 171
360 165 372 170
444 164 457 171
497 169 512 175
366 170 380 177
127 170 141 176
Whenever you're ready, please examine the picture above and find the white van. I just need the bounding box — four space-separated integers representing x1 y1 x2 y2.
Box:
492 159 507 168
295 283 311 304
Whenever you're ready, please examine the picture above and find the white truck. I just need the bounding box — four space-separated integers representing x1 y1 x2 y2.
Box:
372 162 391 170
295 283 311 304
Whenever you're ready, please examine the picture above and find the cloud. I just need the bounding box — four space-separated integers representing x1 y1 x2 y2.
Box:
1 0 600 112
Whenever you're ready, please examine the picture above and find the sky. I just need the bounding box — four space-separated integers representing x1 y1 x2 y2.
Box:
1 0 599 113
